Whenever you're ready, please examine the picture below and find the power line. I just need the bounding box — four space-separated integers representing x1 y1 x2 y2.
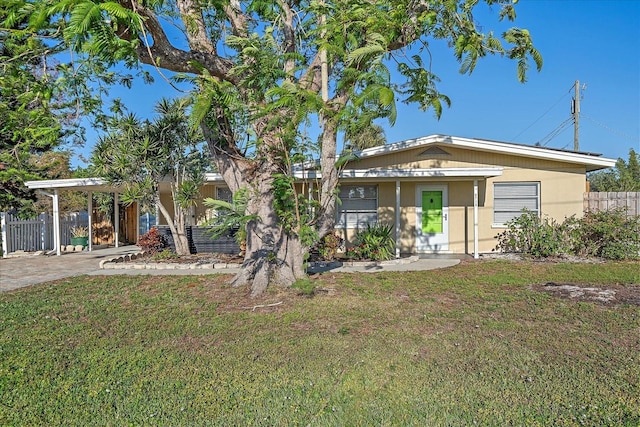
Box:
581 114 640 144
535 117 573 147
512 85 573 141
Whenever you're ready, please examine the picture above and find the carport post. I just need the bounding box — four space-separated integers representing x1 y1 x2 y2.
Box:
1 212 7 258
87 191 93 252
53 188 61 256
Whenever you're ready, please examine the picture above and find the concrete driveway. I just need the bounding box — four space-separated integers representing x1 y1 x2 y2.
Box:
0 246 141 292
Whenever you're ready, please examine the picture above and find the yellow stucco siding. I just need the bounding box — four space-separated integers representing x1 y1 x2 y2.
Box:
338 163 587 254
194 184 216 225
157 192 174 225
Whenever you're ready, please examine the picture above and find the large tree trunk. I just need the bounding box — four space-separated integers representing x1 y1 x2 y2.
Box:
230 170 307 297
317 117 340 238
203 122 307 297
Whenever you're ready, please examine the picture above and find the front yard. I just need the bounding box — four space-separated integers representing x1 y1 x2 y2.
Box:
1 260 638 425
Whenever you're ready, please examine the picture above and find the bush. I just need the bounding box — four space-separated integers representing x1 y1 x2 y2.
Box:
137 227 167 255
346 223 395 261
313 232 344 261
575 208 640 260
495 208 640 260
494 210 573 258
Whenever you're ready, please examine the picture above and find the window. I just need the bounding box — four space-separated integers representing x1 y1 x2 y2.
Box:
493 182 540 225
203 187 233 224
217 187 233 204
336 185 378 228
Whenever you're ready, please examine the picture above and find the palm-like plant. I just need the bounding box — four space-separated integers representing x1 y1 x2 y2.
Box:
203 188 256 253
92 98 208 255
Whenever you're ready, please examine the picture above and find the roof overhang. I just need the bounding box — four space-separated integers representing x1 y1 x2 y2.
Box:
25 178 124 193
204 167 502 183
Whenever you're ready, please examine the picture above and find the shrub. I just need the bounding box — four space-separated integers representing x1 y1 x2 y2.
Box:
495 210 572 258
346 223 395 261
152 248 179 260
575 208 640 260
137 227 167 255
313 232 344 261
495 208 640 260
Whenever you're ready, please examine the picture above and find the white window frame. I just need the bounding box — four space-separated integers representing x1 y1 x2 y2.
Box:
336 185 378 229
492 182 540 227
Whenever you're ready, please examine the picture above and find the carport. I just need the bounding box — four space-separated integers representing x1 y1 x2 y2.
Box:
23 178 135 256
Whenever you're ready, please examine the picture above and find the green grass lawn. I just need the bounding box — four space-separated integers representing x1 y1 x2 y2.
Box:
1 260 639 426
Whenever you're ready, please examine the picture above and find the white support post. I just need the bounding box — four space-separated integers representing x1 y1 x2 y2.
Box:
40 213 46 251
395 180 401 258
114 193 120 248
1 212 8 258
473 179 479 259
87 191 93 252
53 189 61 256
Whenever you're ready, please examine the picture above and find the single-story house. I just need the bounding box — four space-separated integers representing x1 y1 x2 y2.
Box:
25 134 616 257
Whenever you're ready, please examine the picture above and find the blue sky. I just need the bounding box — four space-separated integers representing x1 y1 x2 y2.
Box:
73 0 640 166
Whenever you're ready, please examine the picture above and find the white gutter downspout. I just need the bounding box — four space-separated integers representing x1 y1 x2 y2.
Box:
474 179 479 259
395 180 401 258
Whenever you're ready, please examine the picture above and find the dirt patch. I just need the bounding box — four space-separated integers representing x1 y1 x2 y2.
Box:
532 282 640 306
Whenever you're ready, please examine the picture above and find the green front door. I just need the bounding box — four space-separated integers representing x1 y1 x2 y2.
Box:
416 184 449 252
422 190 443 233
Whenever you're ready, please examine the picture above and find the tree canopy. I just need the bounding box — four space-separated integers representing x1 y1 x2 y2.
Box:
6 0 542 295
0 2 144 216
589 149 640 192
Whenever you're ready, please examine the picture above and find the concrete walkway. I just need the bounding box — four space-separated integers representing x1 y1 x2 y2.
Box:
1 246 461 293
1 246 141 292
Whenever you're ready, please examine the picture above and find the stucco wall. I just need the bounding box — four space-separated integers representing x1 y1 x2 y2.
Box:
157 144 589 255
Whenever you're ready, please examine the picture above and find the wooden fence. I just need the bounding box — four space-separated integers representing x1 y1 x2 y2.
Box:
584 192 640 217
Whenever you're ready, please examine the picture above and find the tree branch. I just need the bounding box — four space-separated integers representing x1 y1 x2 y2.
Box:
118 0 236 83
175 0 216 54
223 0 248 38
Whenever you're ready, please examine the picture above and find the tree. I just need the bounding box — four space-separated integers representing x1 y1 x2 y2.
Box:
92 98 209 255
589 149 640 192
12 0 542 296
0 7 65 216
344 123 387 151
1 2 144 216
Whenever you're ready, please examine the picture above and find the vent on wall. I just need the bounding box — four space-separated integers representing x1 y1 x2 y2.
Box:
418 146 451 157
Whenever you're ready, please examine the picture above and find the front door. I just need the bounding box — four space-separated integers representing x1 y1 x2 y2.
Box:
416 184 449 252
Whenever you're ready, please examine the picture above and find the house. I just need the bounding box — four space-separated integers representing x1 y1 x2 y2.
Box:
25 135 616 258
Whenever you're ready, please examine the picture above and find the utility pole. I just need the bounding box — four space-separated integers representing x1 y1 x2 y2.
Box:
572 80 580 151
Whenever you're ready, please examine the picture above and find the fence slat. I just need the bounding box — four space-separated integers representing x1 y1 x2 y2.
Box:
584 192 640 217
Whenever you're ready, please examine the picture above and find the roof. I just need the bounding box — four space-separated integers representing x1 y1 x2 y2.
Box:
24 178 124 192
354 134 616 172
24 134 616 190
